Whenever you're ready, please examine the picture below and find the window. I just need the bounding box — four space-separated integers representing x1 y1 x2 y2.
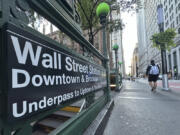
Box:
176 7 178 14
165 6 168 12
164 0 167 5
170 14 174 21
170 14 172 20
170 22 175 28
175 0 178 4
178 28 180 34
172 4 173 10
172 13 174 19
166 20 169 27
172 21 175 28
177 16 179 25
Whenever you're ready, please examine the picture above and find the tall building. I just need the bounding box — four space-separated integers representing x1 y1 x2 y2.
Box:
144 0 163 67
164 0 180 78
137 0 180 79
137 0 166 75
136 0 148 75
110 6 126 77
131 44 139 77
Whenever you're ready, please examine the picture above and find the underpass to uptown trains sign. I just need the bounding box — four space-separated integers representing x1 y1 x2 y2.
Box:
3 24 106 122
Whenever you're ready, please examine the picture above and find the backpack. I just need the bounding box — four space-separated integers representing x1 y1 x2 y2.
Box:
149 65 159 75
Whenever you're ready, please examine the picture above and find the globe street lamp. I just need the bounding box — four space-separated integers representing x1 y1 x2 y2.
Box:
157 3 169 90
118 61 123 69
96 2 111 100
113 44 119 91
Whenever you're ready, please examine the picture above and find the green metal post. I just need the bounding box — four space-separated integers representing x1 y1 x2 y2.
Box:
96 2 111 101
115 50 119 91
119 64 122 85
113 44 119 91
0 1 110 134
102 24 111 101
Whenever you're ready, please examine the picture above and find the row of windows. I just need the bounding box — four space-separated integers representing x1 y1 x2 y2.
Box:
164 0 173 6
164 2 180 14
164 0 179 6
165 7 180 22
166 13 180 28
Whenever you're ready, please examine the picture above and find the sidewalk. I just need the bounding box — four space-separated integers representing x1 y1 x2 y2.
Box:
103 81 180 135
137 78 180 94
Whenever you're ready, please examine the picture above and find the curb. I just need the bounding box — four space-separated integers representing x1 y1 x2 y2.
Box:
83 99 114 135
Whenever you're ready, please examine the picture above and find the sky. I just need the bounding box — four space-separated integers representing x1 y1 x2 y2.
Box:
121 12 138 74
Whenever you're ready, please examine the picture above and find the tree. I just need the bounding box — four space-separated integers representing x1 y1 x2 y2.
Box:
27 11 44 30
76 0 101 45
151 28 177 51
76 0 136 45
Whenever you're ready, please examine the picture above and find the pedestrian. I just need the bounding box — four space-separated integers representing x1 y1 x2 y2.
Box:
146 60 160 92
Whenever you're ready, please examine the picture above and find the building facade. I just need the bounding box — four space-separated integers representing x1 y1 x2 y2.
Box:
164 0 180 79
136 0 148 76
131 44 139 77
137 0 180 79
110 8 126 77
137 0 169 76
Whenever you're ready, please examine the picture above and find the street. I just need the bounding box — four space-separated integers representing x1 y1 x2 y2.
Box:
104 81 180 135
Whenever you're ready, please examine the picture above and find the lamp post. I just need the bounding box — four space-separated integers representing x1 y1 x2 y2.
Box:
96 2 111 100
118 61 123 85
136 63 138 77
113 44 119 91
118 61 123 70
157 3 169 90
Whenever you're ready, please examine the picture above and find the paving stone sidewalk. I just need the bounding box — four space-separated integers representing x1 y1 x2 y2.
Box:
104 81 180 135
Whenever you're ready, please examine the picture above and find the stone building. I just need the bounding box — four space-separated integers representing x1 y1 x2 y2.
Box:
110 7 126 77
45 23 113 68
131 44 139 77
136 0 148 75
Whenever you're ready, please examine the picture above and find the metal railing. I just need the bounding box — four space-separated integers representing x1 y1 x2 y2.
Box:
0 0 110 135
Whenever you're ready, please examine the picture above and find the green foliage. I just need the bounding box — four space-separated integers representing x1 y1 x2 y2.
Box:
28 10 43 29
108 19 124 33
76 0 135 44
151 28 177 51
76 0 100 31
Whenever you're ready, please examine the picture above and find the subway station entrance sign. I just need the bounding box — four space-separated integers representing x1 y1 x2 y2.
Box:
4 24 106 121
